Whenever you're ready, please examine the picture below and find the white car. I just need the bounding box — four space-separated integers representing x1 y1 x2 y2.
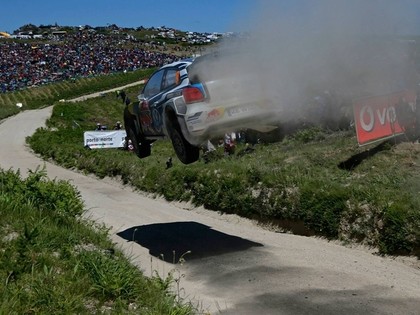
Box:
124 53 280 164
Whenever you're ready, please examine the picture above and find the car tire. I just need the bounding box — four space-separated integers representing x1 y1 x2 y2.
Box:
128 126 151 158
168 125 199 164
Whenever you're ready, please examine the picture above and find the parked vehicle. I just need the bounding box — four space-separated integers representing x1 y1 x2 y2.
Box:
123 53 280 164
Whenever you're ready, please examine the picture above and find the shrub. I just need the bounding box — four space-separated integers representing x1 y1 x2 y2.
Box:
379 204 417 255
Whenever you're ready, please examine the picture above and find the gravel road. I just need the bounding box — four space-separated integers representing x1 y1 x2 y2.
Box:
1 101 419 314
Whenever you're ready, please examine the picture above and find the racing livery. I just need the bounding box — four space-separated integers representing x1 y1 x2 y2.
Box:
124 54 279 164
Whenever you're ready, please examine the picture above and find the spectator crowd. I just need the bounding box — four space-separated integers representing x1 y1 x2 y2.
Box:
0 31 187 93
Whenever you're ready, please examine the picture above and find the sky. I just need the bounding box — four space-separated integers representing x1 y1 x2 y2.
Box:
1 0 420 35
0 0 256 34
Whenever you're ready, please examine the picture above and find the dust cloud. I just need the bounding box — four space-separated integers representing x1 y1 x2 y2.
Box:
198 0 419 128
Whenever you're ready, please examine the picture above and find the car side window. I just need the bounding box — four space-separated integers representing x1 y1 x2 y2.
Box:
143 70 165 98
162 69 180 90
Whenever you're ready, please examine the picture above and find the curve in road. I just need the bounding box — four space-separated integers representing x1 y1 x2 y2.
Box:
0 105 419 314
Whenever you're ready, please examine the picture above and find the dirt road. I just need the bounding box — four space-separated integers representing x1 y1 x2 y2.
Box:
67 79 145 102
1 106 419 314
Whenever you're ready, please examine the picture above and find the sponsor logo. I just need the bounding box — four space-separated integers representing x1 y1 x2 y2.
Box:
353 90 417 145
206 108 224 121
151 108 162 133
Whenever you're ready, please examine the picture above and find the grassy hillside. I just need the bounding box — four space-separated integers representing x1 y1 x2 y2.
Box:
0 69 154 121
0 167 195 314
27 85 420 257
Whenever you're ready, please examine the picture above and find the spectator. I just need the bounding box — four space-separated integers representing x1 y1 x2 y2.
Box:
0 30 187 93
114 121 122 130
224 133 236 156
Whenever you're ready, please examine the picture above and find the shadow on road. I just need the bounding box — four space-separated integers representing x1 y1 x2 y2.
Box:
117 221 263 263
221 286 420 315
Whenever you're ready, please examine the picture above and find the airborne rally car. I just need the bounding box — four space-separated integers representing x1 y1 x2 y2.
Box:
123 53 279 164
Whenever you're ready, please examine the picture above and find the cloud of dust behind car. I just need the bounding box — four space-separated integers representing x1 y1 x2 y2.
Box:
196 0 419 128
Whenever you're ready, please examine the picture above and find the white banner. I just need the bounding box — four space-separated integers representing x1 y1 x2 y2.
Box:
84 130 127 149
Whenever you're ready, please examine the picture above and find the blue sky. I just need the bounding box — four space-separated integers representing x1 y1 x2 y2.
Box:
0 0 256 34
1 0 420 35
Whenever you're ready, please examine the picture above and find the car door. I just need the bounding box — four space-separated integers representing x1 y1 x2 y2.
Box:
139 67 181 136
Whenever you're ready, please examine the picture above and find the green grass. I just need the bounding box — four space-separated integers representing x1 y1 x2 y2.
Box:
27 85 420 257
0 68 155 121
0 167 196 314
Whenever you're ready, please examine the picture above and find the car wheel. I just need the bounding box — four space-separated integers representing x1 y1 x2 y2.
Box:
169 126 199 164
128 126 151 158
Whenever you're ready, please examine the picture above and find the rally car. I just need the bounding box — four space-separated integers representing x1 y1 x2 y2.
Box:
123 53 280 164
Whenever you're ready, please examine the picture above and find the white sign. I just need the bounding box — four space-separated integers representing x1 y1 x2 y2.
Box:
84 130 127 149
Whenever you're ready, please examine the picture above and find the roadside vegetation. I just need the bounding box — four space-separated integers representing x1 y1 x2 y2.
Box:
0 68 154 121
0 69 199 314
0 167 196 314
27 85 420 257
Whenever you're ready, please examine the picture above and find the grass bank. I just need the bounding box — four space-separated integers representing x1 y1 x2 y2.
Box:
27 86 420 257
0 167 196 314
0 68 154 120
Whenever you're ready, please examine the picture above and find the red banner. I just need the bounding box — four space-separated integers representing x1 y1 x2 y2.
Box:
353 90 417 145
